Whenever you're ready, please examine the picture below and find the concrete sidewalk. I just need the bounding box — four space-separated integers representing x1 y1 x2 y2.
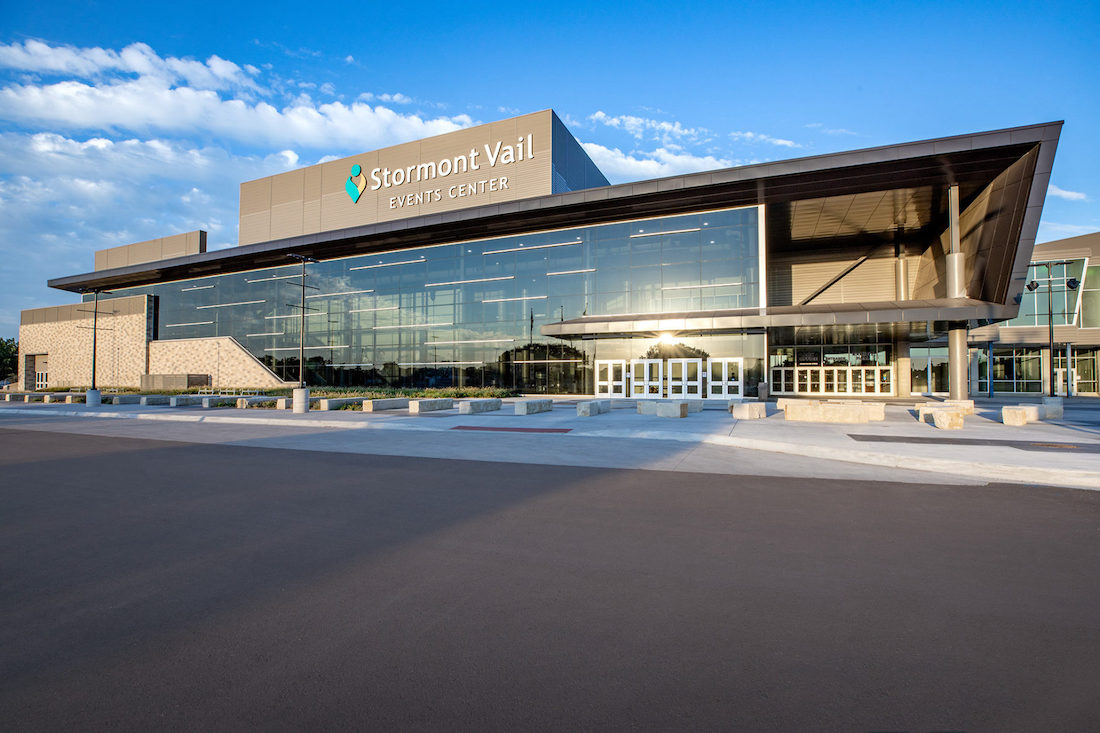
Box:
2 397 1098 489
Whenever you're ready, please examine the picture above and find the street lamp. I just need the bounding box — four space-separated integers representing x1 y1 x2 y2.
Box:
287 253 319 412
79 287 111 406
1026 260 1080 397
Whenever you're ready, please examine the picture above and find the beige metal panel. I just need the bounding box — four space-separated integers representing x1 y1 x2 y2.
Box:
161 233 190 260
303 166 323 233
835 258 896 302
239 212 271 247
130 239 163 265
270 202 304 239
271 167 304 206
94 231 206 270
240 178 271 216
788 260 854 304
303 199 322 234
106 247 129 269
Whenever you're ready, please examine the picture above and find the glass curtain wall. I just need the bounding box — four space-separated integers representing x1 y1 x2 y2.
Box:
93 205 761 393
976 348 1043 393
1003 259 1086 327
769 326 894 396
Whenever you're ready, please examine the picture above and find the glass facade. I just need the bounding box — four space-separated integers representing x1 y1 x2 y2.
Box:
95 205 762 393
1080 265 1100 329
976 347 1043 394
1003 259 1085 327
768 326 895 396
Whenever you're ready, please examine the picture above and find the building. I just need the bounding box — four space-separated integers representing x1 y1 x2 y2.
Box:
968 231 1100 396
17 110 1068 400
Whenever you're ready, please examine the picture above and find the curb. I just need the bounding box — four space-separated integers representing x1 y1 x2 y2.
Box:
2 405 1098 490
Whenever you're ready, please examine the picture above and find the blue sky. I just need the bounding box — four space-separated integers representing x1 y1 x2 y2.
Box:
1 0 1097 338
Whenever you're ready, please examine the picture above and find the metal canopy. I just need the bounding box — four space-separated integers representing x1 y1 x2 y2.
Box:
49 121 1062 295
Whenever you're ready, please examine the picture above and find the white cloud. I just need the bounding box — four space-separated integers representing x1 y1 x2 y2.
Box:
1048 184 1087 201
344 55 355 64
589 111 705 144
805 122 856 136
1037 221 1099 240
0 77 472 151
358 91 414 105
0 129 313 335
580 142 735 183
0 39 260 93
0 40 473 155
729 130 801 148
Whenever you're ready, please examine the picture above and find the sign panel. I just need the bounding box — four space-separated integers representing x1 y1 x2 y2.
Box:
239 110 555 245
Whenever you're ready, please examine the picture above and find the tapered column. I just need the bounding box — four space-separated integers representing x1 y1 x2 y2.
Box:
895 336 911 397
945 184 966 299
948 323 968 400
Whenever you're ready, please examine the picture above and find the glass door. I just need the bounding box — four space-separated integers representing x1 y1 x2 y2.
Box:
630 359 664 399
707 358 743 399
667 358 704 398
595 360 627 398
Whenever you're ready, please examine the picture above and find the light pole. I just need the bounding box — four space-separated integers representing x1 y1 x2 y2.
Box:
1025 260 1080 397
80 287 110 406
287 253 319 412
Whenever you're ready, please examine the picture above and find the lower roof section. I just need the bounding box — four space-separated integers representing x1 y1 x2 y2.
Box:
540 298 1010 338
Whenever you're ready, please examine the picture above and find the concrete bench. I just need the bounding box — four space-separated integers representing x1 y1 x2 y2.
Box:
202 396 238 408
1042 396 1063 419
169 395 207 407
943 399 975 416
776 398 820 411
860 402 886 421
784 401 868 424
637 399 701 415
139 395 171 406
235 396 274 408
515 399 553 415
576 399 610 417
917 403 966 426
111 395 141 405
656 401 689 418
317 397 365 411
22 393 47 403
1002 404 1041 426
43 393 80 404
409 398 453 413
730 402 767 419
929 409 964 429
916 403 943 422
459 398 502 414
364 398 410 412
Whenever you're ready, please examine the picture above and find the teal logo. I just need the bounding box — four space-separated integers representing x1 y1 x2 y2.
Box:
346 164 367 203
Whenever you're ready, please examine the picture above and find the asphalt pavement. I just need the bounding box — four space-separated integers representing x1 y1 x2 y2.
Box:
1 426 1098 731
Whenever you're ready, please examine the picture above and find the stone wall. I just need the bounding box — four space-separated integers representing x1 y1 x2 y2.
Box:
147 337 288 389
18 295 152 389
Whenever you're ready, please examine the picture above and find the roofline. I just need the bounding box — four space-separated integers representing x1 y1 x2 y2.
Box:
49 120 1063 294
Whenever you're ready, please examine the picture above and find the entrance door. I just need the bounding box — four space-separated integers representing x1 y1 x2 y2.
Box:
630 359 664 399
770 366 795 394
667 358 704 398
595 360 627 398
707 358 743 399
1055 368 1077 397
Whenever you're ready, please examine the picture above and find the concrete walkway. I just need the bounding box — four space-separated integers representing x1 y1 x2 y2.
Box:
2 396 1099 490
